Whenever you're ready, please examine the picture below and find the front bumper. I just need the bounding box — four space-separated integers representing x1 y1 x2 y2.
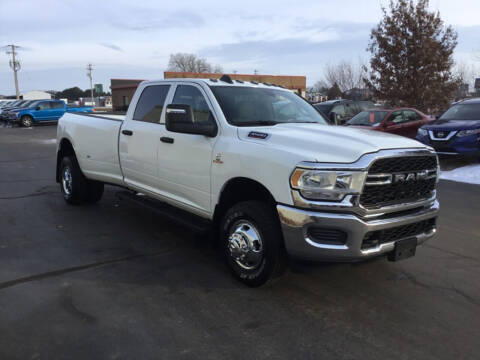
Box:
277 201 439 261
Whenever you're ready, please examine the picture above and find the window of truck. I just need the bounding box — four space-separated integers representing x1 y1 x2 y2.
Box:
133 85 170 123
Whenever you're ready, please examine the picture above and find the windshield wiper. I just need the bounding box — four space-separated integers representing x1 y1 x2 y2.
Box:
236 120 278 127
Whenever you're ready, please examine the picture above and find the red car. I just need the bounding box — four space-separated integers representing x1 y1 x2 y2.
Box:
346 108 433 138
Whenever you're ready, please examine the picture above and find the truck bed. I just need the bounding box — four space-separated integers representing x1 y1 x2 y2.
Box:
59 112 124 185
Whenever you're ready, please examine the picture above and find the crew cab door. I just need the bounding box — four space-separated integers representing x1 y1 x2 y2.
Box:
156 83 217 216
402 109 424 138
50 101 66 120
119 84 171 193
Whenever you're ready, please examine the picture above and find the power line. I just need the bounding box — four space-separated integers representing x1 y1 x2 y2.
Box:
2 44 21 99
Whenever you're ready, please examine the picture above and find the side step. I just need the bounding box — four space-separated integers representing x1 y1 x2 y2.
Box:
116 191 212 234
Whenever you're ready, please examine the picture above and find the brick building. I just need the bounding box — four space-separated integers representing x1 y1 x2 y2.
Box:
110 79 145 111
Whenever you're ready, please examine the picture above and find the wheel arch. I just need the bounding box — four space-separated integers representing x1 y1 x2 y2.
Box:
213 177 277 227
56 138 76 183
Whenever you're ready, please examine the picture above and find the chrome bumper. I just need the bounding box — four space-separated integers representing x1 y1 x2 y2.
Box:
277 201 439 261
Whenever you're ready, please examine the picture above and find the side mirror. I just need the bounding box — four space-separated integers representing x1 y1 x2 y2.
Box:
36 106 41 111
166 104 217 137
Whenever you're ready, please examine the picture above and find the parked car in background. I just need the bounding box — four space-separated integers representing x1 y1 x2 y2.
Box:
7 100 67 127
66 105 94 113
416 98 480 159
346 108 433 138
313 99 375 125
0 100 41 121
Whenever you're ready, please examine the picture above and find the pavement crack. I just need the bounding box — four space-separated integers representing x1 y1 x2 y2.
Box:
400 271 480 307
0 191 57 200
0 245 177 291
0 156 52 163
423 243 480 264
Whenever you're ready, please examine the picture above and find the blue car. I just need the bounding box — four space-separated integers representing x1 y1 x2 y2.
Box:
7 100 67 127
416 98 480 159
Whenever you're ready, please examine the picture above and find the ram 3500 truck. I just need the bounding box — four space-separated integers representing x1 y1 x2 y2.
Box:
56 76 439 286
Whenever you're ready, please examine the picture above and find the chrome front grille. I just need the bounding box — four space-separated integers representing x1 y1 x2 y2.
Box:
360 155 438 209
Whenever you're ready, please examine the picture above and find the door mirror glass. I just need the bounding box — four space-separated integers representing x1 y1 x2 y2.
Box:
166 104 217 137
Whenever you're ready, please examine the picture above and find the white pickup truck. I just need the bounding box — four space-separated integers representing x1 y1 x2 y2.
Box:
56 75 439 286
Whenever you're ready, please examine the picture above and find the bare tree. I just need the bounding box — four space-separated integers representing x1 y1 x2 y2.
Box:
323 60 367 93
167 53 223 73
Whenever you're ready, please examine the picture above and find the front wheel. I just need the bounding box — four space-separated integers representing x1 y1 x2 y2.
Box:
20 115 33 127
221 201 287 287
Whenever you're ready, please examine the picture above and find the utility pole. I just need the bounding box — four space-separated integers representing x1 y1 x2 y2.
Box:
5 45 21 99
86 63 94 106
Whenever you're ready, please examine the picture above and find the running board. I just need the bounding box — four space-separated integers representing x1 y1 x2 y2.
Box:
116 191 211 234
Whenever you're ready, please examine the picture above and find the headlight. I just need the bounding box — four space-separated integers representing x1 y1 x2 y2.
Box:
457 129 479 137
417 128 428 137
290 169 366 201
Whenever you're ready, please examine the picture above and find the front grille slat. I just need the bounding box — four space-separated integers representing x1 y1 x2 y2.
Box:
362 218 436 249
360 155 437 208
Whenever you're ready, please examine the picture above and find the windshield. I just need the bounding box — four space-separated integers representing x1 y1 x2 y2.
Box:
210 86 327 126
347 111 389 126
440 103 480 120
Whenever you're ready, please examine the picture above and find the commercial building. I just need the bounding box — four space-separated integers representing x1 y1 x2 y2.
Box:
21 90 52 100
110 79 145 111
110 72 307 111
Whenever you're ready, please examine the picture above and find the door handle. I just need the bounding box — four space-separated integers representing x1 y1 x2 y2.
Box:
122 130 133 136
160 137 174 144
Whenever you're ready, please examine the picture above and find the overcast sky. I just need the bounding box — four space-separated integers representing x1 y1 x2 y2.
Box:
0 0 479 94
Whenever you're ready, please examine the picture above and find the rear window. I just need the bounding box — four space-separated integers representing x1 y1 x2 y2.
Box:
50 101 64 109
440 103 480 121
347 111 389 126
133 85 170 123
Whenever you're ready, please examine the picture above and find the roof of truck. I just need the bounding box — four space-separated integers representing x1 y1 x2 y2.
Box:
146 75 291 90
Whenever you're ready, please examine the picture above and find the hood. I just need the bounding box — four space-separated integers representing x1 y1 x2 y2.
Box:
237 123 426 163
422 119 480 131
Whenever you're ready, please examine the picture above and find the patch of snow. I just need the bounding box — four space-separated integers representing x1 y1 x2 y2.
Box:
37 138 56 145
440 163 480 185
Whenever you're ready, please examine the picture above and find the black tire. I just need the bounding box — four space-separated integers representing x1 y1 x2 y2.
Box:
59 156 104 205
86 180 104 204
221 201 287 287
20 115 33 127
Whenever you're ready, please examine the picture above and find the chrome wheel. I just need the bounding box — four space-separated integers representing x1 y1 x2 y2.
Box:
22 116 32 127
62 166 72 196
228 221 264 270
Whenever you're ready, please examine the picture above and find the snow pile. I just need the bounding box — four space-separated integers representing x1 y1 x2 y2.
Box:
440 163 480 185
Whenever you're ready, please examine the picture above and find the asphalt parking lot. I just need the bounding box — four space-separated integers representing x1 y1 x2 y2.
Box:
1 125 479 360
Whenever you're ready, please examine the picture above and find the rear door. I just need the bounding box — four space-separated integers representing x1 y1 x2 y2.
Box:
119 83 172 193
50 101 66 120
402 109 424 138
